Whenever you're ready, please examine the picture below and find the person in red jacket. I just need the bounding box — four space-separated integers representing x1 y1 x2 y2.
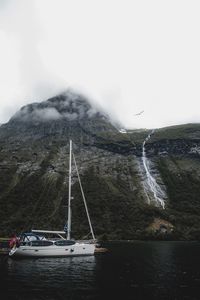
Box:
9 234 19 248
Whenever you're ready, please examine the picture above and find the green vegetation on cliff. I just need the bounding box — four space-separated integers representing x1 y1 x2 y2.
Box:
0 93 200 240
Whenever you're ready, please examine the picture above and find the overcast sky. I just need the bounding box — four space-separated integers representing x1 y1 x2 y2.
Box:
0 0 200 129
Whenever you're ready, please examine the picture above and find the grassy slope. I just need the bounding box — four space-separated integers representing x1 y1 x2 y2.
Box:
157 156 200 240
0 123 200 240
0 139 163 239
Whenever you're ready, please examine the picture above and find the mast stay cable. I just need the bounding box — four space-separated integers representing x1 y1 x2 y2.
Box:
72 152 96 242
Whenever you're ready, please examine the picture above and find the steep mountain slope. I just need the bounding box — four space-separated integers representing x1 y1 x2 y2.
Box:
0 91 200 240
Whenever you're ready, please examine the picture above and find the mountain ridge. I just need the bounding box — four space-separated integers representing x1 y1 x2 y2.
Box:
0 91 200 240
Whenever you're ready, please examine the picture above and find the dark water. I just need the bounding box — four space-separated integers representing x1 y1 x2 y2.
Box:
1 241 200 300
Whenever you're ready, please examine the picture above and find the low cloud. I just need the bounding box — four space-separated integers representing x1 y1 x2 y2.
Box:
2 1 199 128
11 90 109 123
13 106 60 122
34 107 61 121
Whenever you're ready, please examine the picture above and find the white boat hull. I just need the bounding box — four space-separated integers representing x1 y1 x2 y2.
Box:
9 242 95 258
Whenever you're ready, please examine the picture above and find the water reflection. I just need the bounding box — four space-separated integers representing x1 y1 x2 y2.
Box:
1 242 200 300
2 256 97 299
94 241 200 299
7 256 96 283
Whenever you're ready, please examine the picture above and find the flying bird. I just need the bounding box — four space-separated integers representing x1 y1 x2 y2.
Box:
134 110 144 116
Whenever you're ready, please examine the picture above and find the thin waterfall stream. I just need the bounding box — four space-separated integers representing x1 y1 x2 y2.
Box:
142 130 165 209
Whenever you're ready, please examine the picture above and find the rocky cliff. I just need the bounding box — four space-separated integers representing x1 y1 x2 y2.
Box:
0 90 200 240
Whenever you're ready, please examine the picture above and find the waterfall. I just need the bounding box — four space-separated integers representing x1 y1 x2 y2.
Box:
142 130 165 209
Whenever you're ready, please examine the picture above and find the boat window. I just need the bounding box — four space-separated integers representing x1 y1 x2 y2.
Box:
54 240 75 246
29 240 54 247
20 233 41 242
20 242 31 246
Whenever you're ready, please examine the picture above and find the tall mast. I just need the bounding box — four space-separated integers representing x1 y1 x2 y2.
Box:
67 139 72 240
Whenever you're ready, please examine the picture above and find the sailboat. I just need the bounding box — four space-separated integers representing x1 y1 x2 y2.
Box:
9 140 96 258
